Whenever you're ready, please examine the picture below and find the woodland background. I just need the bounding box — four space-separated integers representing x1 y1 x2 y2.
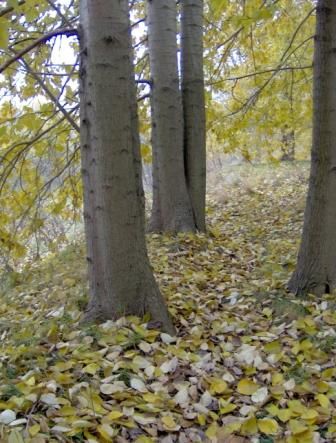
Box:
1 1 335 443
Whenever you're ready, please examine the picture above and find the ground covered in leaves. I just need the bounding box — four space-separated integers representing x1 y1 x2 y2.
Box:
1 163 336 443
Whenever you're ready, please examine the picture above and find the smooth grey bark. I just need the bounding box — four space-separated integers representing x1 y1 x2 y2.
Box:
181 0 206 231
288 0 336 296
79 0 175 334
147 0 196 232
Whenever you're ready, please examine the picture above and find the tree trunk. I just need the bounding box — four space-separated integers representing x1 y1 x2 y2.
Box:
181 0 206 231
79 0 175 334
280 127 295 162
288 0 336 296
147 0 196 233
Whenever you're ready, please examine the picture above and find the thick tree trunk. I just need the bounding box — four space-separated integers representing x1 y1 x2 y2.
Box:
79 0 175 334
181 0 206 231
288 0 336 296
147 0 196 233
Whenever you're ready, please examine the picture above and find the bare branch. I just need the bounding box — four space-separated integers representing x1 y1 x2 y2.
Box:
46 0 73 27
136 79 152 86
138 93 150 102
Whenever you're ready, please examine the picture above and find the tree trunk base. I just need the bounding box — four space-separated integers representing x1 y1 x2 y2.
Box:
288 272 333 297
81 284 176 335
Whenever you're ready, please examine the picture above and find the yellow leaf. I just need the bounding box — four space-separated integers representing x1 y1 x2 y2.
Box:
289 419 308 435
266 404 279 416
299 339 312 351
219 400 237 414
81 391 107 414
321 368 335 379
54 372 73 384
26 376 35 386
97 424 116 441
237 379 259 395
264 340 281 353
316 381 329 393
272 373 283 385
301 409 318 421
59 405 76 416
198 414 206 426
53 361 74 372
217 421 242 437
161 415 179 430
328 424 336 434
209 378 228 394
241 416 258 435
29 424 40 436
277 408 292 422
316 393 330 408
106 410 124 420
83 363 100 375
206 422 218 439
288 400 307 415
142 393 161 403
286 431 315 443
257 418 279 435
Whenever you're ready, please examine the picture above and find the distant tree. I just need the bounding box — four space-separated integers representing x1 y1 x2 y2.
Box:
288 0 336 296
181 0 206 231
147 0 196 232
79 0 175 333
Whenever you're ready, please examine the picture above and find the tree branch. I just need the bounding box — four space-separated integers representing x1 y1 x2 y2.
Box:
208 65 312 85
0 28 78 74
16 55 80 132
0 0 25 18
46 0 73 27
136 79 152 86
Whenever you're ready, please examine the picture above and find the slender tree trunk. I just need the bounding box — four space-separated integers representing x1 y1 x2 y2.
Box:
281 127 295 162
147 0 196 233
181 0 206 231
79 0 175 334
148 98 163 232
288 0 336 296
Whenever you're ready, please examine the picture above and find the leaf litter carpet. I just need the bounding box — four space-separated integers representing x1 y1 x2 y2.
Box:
0 165 336 442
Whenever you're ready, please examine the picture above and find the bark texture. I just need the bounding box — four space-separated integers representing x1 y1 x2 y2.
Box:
147 0 196 232
79 0 175 334
181 0 206 231
288 0 336 296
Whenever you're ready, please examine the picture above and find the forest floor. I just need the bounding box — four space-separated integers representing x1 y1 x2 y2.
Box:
1 163 336 443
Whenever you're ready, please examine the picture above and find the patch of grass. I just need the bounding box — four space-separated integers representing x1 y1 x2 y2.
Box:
285 364 309 383
0 384 23 401
122 331 143 350
116 368 132 386
313 335 336 353
272 297 309 321
82 324 103 341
